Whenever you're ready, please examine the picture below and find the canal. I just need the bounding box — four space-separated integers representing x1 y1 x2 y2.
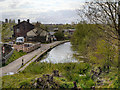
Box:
41 42 78 63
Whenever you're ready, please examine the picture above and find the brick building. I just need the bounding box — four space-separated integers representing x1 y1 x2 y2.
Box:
13 19 35 38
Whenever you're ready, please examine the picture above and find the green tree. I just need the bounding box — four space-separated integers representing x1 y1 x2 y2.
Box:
71 22 118 73
54 31 64 41
71 23 98 56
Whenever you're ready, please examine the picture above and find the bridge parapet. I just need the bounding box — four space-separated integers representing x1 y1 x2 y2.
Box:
13 43 41 53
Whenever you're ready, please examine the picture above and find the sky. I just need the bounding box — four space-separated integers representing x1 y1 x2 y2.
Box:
0 0 87 24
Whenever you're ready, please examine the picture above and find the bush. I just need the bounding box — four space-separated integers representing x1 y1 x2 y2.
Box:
54 31 64 40
59 82 73 88
19 81 30 88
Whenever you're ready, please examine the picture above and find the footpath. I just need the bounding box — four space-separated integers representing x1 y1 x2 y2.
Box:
0 41 68 76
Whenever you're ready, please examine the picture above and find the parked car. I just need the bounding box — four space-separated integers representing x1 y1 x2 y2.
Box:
16 37 24 44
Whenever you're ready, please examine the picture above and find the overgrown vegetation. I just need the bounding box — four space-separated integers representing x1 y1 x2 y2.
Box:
2 61 118 88
70 23 118 88
73 1 119 88
2 62 93 88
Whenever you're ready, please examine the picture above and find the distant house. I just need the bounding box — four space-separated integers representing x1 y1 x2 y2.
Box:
13 19 35 38
63 29 75 35
53 28 59 32
47 32 56 42
68 29 76 35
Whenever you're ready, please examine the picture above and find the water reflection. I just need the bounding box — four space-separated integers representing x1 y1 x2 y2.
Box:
41 42 78 63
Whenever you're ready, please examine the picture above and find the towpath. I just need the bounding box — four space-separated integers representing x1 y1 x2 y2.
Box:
0 41 66 76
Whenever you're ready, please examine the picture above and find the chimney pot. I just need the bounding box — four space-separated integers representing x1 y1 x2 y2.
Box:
18 19 20 24
27 19 29 23
5 19 8 23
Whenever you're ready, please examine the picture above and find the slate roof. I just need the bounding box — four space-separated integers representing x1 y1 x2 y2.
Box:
13 21 34 28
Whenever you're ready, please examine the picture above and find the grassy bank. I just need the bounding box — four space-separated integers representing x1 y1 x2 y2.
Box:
2 61 118 88
2 62 94 88
3 50 26 66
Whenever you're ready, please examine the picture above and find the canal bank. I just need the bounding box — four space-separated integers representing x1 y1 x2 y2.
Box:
2 41 98 89
40 42 78 63
1 40 69 76
35 40 70 62
17 40 69 73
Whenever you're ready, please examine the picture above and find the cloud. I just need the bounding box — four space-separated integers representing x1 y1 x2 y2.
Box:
0 0 5 2
0 0 83 23
34 10 80 24
2 9 80 24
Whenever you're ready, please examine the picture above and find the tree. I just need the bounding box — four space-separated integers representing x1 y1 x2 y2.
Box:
76 1 119 73
2 21 16 42
78 1 118 46
54 31 64 41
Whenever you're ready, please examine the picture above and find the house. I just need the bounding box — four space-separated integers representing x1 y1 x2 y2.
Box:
46 32 56 42
27 22 57 42
27 28 56 42
68 29 76 35
53 28 59 32
27 28 48 42
13 19 35 38
63 29 75 35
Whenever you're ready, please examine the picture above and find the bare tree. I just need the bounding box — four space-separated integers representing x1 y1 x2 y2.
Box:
78 1 119 46
77 1 120 74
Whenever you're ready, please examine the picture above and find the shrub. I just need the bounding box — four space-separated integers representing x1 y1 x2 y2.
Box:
59 82 73 88
54 31 64 40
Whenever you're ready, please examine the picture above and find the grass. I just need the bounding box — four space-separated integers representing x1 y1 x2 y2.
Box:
2 62 118 88
2 72 41 88
18 55 37 71
2 62 95 88
23 62 90 76
3 50 26 66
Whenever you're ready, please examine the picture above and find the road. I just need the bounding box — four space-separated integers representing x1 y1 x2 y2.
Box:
0 41 65 76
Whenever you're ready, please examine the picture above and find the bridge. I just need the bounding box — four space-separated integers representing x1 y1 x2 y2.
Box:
0 41 69 76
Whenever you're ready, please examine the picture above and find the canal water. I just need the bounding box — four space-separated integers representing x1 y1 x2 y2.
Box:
41 42 78 63
5 42 78 76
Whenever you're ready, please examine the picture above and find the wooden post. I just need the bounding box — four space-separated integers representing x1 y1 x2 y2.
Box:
22 59 24 66
73 81 77 89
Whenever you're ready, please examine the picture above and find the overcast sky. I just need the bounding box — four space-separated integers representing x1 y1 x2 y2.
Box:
0 0 87 24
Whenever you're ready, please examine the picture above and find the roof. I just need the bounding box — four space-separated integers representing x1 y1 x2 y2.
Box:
27 29 48 37
27 29 37 37
13 21 34 28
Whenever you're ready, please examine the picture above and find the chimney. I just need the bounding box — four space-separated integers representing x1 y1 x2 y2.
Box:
5 19 8 23
27 19 29 23
18 19 20 24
